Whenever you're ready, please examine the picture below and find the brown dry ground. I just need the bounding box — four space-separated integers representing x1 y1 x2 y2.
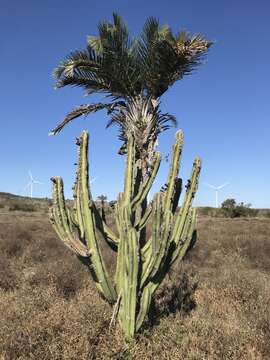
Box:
0 210 269 360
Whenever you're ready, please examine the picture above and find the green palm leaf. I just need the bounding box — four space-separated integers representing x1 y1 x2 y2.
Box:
49 102 122 135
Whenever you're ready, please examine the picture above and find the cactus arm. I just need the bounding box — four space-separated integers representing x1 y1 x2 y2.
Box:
50 207 74 252
115 198 125 294
125 216 139 339
117 206 139 340
91 203 119 251
170 207 197 266
152 193 162 256
170 157 201 245
77 131 117 303
131 152 161 208
171 178 182 213
50 177 90 257
139 194 161 287
164 130 184 213
73 176 85 239
114 193 125 289
114 193 122 236
149 209 172 279
126 218 139 338
115 201 128 331
135 287 151 332
68 207 78 228
141 237 152 261
55 176 72 236
102 222 119 244
123 136 135 205
135 203 152 231
140 194 172 287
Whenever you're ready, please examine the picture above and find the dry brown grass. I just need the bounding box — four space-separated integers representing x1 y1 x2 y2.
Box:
0 212 269 359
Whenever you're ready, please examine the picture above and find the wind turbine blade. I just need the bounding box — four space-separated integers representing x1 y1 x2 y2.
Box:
204 182 217 190
217 182 229 189
33 181 43 185
28 170 33 180
90 177 98 184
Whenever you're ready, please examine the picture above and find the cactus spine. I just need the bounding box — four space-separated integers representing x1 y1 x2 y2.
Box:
50 129 201 340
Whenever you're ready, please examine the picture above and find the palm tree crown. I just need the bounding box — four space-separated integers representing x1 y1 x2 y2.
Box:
51 13 212 157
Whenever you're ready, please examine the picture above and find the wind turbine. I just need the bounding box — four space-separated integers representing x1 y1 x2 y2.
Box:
24 171 43 198
90 177 98 184
204 182 229 208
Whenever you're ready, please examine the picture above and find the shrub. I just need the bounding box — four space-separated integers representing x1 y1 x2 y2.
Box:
0 257 18 291
148 271 197 327
221 199 258 218
0 229 32 258
9 201 35 212
198 207 221 217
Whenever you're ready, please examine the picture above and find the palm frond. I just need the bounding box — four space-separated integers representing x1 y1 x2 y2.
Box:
87 36 103 53
49 102 121 135
53 47 102 81
136 18 212 97
97 13 129 54
158 25 174 41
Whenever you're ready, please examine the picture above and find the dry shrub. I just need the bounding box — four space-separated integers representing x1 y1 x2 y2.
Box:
0 257 18 291
0 228 32 258
25 233 64 263
8 201 35 212
51 258 89 299
147 269 197 328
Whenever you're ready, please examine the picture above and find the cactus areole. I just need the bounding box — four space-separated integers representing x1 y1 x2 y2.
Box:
50 129 201 340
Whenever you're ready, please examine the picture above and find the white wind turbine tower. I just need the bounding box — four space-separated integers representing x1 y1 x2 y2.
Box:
24 171 43 198
204 182 229 208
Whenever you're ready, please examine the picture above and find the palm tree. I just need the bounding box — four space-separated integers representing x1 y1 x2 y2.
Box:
50 13 212 169
97 194 107 203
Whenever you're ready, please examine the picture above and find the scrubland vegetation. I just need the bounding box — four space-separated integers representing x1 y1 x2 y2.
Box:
0 196 269 359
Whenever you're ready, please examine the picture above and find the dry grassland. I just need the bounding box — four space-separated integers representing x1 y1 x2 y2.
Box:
0 209 269 359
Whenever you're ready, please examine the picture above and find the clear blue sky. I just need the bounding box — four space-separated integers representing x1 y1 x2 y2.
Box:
1 0 269 207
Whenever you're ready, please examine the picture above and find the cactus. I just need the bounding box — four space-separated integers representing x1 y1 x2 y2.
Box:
50 129 201 340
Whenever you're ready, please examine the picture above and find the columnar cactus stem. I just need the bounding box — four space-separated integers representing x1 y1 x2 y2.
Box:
123 136 135 205
131 152 161 209
164 130 184 213
50 129 201 340
51 131 117 303
50 177 90 257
